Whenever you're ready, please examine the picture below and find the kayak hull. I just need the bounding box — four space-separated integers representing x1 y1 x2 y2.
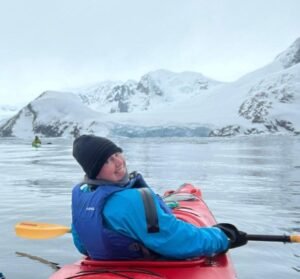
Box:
50 184 236 279
32 143 41 148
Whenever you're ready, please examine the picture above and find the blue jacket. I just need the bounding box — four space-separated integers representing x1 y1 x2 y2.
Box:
72 173 229 259
72 173 171 259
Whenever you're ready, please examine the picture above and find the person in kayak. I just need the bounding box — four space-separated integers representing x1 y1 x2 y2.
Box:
32 135 42 147
71 135 247 260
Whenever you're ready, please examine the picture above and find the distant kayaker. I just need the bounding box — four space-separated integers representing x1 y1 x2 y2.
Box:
32 135 41 147
71 135 247 260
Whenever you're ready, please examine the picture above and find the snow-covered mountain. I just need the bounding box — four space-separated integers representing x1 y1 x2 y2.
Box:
0 38 299 138
0 91 111 138
73 70 222 113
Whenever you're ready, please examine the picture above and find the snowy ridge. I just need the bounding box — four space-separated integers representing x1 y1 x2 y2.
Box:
73 69 222 113
0 91 110 138
275 38 300 69
0 38 299 138
233 38 300 86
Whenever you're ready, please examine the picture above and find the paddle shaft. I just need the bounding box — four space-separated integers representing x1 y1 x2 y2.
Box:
247 234 297 243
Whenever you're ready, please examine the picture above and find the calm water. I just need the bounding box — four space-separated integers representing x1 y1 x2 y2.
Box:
0 135 299 279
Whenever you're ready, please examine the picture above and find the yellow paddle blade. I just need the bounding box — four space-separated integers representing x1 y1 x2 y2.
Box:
15 222 70 239
290 235 300 243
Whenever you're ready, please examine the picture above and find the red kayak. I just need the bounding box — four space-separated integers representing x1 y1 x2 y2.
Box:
50 184 236 279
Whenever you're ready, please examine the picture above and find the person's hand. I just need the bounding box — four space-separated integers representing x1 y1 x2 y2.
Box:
214 223 248 249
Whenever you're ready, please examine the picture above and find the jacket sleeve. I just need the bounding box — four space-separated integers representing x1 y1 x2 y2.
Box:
103 189 229 259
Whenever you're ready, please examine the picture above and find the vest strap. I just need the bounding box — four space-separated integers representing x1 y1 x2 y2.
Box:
138 188 159 233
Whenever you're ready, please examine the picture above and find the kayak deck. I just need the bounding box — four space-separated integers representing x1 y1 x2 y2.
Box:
54 255 234 278
50 184 236 279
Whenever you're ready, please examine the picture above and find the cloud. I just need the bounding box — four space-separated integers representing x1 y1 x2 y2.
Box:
0 0 299 104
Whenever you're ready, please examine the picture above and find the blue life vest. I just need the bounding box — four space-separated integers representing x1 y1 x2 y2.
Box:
72 173 171 260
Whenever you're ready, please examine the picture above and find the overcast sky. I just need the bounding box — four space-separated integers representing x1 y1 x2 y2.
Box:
1 0 299 105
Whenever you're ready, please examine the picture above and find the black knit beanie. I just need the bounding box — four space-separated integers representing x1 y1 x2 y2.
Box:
72 135 122 179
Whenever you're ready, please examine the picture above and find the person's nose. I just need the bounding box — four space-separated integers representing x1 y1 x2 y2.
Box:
114 155 123 166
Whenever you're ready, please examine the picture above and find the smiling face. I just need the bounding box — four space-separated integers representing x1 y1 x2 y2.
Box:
96 152 127 182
